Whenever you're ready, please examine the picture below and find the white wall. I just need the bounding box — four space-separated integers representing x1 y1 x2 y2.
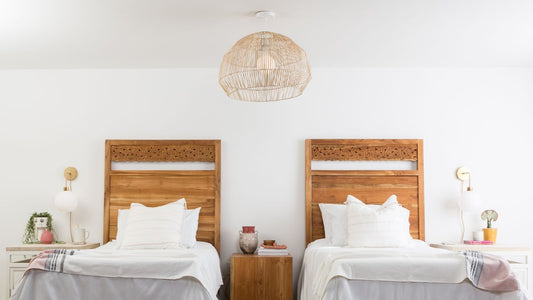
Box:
1 68 532 297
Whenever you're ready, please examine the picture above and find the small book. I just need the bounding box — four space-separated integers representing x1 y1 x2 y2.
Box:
257 247 289 255
464 240 493 245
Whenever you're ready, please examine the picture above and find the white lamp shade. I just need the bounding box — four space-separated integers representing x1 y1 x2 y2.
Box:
54 191 78 212
458 190 481 212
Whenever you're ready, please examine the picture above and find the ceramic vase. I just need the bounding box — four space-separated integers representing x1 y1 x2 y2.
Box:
40 229 54 244
239 231 258 254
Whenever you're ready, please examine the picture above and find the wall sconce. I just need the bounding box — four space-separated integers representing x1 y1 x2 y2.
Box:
54 167 79 243
456 166 481 242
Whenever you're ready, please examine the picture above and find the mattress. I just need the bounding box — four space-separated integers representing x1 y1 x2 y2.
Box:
11 241 222 300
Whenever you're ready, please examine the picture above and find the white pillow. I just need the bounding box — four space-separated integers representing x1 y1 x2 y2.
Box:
318 203 347 246
181 207 201 248
115 208 129 247
345 194 412 248
116 201 200 248
120 199 186 249
317 194 389 246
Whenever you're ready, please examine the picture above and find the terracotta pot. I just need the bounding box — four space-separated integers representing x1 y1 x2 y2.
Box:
483 228 498 243
40 229 54 244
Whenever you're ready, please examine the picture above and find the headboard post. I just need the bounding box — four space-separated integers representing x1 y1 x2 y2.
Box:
305 139 424 246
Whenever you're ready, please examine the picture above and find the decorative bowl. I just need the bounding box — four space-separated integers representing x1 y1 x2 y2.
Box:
263 239 275 246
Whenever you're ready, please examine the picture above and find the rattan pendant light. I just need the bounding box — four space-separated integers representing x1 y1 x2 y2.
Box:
219 11 311 102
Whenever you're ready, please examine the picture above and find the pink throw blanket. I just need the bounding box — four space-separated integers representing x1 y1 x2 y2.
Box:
463 250 520 291
25 249 76 274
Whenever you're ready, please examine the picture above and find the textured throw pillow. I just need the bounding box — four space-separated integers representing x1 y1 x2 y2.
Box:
346 194 411 247
120 199 186 249
181 207 201 248
318 203 347 246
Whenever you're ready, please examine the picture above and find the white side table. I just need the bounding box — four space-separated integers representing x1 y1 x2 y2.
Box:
430 243 532 295
5 243 100 299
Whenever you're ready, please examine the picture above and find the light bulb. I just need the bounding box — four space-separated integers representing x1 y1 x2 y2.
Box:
256 52 276 69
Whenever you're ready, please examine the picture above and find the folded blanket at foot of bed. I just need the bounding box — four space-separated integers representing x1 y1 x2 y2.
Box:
463 249 519 292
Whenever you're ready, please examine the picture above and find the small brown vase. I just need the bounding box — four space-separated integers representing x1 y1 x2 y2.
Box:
483 228 498 243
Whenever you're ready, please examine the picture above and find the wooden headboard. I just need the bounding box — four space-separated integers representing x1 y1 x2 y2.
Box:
305 139 424 246
104 140 221 252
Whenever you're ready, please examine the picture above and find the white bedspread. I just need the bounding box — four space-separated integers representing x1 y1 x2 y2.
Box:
17 241 222 300
299 239 467 300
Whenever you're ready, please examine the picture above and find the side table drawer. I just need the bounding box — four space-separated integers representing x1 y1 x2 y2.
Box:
10 254 36 264
9 267 26 297
510 265 529 290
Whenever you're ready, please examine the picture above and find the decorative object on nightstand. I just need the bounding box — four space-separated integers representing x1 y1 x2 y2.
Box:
54 166 79 243
258 241 289 255
481 209 499 243
456 166 481 243
23 212 54 244
430 243 532 295
5 242 100 298
230 253 292 300
473 230 484 241
39 229 54 244
72 225 90 244
239 226 258 254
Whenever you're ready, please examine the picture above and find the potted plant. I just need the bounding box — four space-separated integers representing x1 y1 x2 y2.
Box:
481 209 498 243
23 212 54 244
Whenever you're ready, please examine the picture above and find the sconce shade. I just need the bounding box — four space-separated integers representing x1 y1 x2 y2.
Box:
219 31 311 102
458 190 480 212
54 190 78 212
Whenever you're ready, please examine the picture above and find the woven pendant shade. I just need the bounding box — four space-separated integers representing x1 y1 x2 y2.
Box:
219 31 311 102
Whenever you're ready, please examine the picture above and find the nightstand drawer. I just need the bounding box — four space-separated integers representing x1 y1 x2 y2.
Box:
10 254 36 264
511 265 529 289
9 267 26 296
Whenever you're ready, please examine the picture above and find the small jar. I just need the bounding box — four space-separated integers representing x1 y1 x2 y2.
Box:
239 231 258 254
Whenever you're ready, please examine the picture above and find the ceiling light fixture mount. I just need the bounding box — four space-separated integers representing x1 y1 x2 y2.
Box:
219 10 311 102
255 10 276 20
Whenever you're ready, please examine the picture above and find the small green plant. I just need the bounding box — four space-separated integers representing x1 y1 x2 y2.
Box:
23 212 54 244
481 209 499 228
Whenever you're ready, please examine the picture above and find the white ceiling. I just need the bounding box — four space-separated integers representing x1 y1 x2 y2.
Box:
1 0 533 69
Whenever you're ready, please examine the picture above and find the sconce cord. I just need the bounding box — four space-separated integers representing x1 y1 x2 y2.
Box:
460 210 465 243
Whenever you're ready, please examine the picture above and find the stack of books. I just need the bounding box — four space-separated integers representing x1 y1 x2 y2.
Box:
257 243 289 255
463 240 493 245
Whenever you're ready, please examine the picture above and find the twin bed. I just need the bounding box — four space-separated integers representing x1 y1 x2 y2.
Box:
299 139 530 300
10 139 531 300
12 140 222 300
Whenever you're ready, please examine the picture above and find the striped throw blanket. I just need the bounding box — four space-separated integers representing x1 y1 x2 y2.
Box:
463 249 520 292
26 249 76 274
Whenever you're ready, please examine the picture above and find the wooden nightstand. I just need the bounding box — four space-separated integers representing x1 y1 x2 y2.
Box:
430 243 532 294
5 243 100 298
230 253 292 300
